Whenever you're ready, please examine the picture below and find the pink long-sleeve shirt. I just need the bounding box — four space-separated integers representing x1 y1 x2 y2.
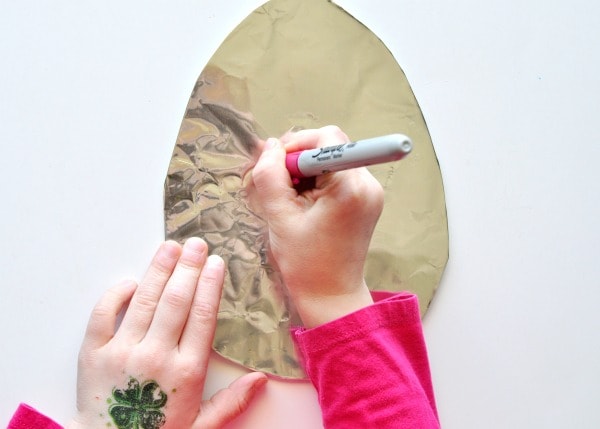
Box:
8 292 439 428
294 291 440 428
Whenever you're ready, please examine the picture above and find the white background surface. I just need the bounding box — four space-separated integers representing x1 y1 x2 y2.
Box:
1 0 599 427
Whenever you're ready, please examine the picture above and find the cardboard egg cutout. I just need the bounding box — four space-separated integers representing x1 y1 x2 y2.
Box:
164 0 448 378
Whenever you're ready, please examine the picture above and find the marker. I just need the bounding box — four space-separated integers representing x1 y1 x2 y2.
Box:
285 133 412 179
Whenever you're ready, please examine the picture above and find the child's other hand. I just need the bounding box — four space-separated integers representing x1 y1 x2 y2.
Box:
67 238 267 429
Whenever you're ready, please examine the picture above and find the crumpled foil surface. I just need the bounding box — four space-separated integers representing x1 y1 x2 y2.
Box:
164 0 448 379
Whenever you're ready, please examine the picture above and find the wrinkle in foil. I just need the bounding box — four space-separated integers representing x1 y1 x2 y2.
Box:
164 0 449 379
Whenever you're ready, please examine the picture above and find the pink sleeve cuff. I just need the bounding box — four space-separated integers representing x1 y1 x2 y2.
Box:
8 403 63 429
293 291 421 356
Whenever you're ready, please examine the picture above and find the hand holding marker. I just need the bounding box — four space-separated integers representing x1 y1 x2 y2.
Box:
285 133 412 181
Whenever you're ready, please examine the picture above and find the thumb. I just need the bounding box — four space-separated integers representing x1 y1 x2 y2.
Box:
196 372 268 428
252 138 296 219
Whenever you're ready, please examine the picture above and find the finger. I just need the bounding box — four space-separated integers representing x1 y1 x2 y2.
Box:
178 254 225 359
278 126 304 145
145 237 208 346
81 279 138 350
252 138 297 219
315 166 384 216
196 372 268 429
282 125 349 152
116 240 182 342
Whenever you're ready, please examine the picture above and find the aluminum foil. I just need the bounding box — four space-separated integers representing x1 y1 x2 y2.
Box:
164 0 448 379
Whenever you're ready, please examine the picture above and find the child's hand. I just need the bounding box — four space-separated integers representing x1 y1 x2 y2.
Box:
67 238 267 429
252 126 384 328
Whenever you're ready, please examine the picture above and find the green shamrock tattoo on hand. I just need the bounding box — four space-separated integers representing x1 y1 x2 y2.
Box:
109 377 168 429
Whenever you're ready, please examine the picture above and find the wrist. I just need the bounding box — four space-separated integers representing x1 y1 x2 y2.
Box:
66 413 98 429
65 420 84 429
293 283 374 328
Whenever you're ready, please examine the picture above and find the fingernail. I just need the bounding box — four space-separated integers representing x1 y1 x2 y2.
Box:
181 237 207 266
206 254 224 269
265 138 279 150
183 237 207 253
162 240 182 258
252 373 268 392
